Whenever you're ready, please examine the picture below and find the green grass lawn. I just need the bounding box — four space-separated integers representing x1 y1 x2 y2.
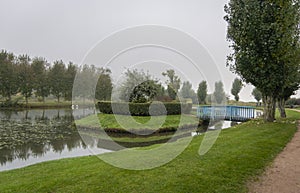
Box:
75 113 199 131
0 96 95 109
0 110 299 193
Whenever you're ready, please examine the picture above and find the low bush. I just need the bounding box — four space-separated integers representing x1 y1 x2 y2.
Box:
98 101 192 116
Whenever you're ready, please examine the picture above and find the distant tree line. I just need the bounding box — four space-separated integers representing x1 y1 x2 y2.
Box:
3 50 284 107
118 68 232 105
0 50 112 104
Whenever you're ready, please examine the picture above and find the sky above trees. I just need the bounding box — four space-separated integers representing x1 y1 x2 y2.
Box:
0 0 299 101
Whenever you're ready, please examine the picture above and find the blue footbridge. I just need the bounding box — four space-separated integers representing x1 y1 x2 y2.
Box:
197 106 256 122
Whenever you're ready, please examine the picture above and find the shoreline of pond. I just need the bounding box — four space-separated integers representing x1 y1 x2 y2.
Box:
76 122 203 135
0 101 98 110
0 106 242 171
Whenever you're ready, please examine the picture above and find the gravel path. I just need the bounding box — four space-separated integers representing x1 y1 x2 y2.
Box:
249 112 300 193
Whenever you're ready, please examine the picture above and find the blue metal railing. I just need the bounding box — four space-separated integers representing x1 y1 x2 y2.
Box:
197 106 255 121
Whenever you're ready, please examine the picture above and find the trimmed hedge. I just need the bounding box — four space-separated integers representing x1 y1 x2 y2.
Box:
98 101 192 116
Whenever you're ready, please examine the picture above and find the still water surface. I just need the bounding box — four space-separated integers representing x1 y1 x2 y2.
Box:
0 108 111 171
0 108 238 171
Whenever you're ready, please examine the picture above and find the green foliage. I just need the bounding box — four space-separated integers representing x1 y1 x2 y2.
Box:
162 69 181 100
17 55 34 104
98 101 192 116
0 50 18 101
167 85 177 100
73 64 97 100
73 65 112 102
0 50 114 104
95 68 113 101
31 57 50 102
224 0 300 121
63 62 77 101
119 69 161 103
48 60 66 102
197 81 207 104
251 87 262 103
130 80 161 103
213 81 226 104
231 78 243 101
179 81 197 101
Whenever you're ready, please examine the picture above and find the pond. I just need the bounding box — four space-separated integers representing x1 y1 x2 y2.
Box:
0 108 240 171
0 108 111 172
191 120 240 136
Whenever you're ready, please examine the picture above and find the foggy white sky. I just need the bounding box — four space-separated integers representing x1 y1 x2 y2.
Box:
0 0 299 101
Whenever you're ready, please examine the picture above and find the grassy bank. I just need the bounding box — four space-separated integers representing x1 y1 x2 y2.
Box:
19 101 72 109
0 100 72 109
75 113 199 133
0 110 298 193
0 96 96 109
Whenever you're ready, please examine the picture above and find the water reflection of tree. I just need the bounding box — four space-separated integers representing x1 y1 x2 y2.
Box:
0 110 18 120
0 112 82 165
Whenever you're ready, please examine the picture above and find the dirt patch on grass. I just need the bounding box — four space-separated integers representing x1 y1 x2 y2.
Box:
248 120 300 193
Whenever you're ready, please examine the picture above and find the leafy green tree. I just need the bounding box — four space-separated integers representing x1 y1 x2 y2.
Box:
179 81 197 103
119 69 148 102
48 60 66 102
224 0 300 121
64 62 77 101
231 78 243 101
197 81 207 104
130 80 161 103
162 69 181 100
179 81 193 97
17 55 34 105
119 69 160 103
206 94 212 104
31 57 50 102
252 87 262 104
167 85 177 101
95 68 113 101
213 81 226 104
0 50 18 101
73 64 100 102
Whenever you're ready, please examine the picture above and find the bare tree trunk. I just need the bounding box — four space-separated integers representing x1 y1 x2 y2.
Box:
278 98 286 118
263 95 276 122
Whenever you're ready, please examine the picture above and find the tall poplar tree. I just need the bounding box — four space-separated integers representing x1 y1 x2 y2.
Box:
231 78 243 101
225 0 300 121
197 81 207 104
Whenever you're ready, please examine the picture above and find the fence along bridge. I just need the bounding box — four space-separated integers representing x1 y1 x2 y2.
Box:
197 106 255 122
